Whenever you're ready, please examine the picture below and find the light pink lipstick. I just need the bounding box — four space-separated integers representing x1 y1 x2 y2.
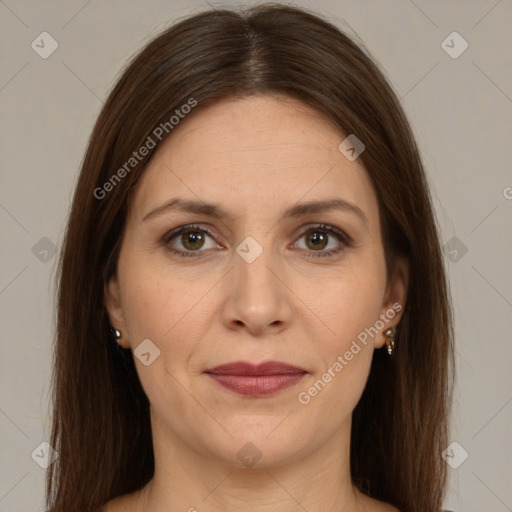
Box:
205 361 307 397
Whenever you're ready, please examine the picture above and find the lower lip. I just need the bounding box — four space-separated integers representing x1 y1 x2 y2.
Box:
206 373 306 397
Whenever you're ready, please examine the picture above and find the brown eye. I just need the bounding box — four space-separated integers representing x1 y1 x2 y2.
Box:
180 230 205 251
305 231 328 251
163 224 220 258
294 224 352 258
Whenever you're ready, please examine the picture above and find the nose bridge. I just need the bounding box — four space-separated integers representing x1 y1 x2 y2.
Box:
225 232 290 330
234 233 280 300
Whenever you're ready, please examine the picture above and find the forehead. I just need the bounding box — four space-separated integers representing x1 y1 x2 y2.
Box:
130 94 380 228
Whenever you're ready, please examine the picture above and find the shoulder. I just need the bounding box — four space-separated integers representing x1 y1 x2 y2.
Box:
359 494 400 512
97 492 139 512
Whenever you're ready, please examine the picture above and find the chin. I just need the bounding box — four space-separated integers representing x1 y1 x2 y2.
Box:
199 424 312 470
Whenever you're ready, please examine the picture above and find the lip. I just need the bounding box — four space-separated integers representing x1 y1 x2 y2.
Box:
204 361 307 397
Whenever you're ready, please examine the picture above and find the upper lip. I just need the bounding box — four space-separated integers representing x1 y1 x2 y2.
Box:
205 361 307 376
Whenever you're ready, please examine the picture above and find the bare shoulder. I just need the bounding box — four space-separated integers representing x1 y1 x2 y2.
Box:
361 493 401 512
380 504 401 512
375 502 400 512
98 492 139 512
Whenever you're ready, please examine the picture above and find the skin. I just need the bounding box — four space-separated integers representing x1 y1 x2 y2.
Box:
103 94 407 512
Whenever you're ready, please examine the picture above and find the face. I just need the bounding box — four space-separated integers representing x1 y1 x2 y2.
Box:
105 94 407 469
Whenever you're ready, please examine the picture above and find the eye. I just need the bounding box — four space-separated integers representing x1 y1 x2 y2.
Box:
293 224 352 258
162 224 221 258
162 223 352 258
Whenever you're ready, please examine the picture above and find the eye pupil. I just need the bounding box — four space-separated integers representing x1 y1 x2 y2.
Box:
182 231 204 250
307 231 327 250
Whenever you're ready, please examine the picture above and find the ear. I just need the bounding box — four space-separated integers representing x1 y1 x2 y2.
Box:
104 274 130 348
375 256 409 349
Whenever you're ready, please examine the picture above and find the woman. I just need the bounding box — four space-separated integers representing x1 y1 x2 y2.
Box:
46 4 455 512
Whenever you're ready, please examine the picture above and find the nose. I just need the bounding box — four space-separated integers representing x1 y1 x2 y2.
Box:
220 239 294 337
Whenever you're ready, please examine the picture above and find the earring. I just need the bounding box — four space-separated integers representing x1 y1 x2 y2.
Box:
384 327 395 355
110 327 122 346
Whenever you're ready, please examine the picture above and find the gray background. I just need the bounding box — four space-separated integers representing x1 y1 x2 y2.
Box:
0 1 511 511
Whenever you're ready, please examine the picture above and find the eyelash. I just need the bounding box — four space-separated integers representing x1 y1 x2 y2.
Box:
161 223 352 259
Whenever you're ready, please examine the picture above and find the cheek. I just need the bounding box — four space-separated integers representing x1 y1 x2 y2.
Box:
118 251 214 362
297 265 385 412
117 257 204 408
307 262 386 347
121 275 172 342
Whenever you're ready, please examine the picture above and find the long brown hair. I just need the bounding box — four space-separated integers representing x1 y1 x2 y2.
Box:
46 4 454 511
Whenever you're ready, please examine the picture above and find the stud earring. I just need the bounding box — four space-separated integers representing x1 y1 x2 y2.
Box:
110 327 122 346
384 327 395 356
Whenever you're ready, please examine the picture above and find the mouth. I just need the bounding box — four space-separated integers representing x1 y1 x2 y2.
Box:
204 361 307 397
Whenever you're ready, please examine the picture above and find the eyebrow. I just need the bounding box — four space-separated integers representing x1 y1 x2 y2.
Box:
142 197 368 226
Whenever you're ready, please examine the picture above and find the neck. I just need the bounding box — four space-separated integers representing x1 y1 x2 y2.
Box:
134 412 368 512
